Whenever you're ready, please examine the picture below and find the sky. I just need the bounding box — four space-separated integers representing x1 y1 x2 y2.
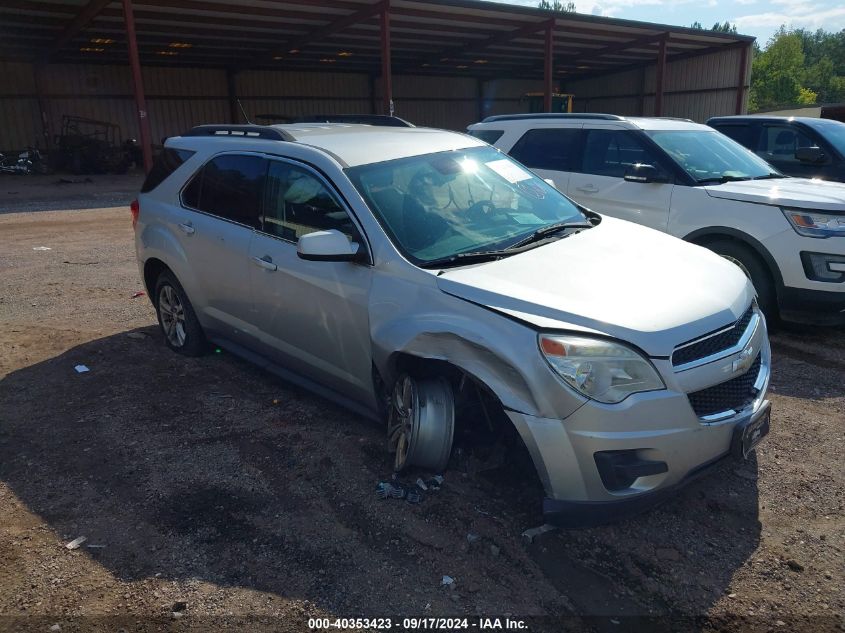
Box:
490 0 845 48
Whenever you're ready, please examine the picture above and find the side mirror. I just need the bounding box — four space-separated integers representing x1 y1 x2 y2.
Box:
795 146 826 164
297 229 364 263
624 163 668 183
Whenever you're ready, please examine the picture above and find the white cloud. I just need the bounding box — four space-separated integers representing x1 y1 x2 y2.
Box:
732 5 845 32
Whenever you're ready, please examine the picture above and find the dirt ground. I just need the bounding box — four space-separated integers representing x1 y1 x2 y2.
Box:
0 181 842 633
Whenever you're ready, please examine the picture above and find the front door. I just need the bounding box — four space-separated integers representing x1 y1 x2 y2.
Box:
566 126 674 231
248 158 373 404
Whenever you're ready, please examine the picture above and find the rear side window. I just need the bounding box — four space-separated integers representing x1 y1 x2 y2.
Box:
468 129 504 144
712 124 757 149
182 154 267 228
140 148 195 193
509 128 582 171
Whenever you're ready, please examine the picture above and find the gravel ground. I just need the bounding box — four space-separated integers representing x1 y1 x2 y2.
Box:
0 195 842 633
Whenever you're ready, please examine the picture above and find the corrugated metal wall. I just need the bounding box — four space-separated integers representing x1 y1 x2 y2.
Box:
567 46 748 121
0 47 748 151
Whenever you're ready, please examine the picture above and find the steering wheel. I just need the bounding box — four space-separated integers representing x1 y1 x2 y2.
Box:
465 199 497 223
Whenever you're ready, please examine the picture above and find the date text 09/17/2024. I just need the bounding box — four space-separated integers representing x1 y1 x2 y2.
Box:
308 617 528 630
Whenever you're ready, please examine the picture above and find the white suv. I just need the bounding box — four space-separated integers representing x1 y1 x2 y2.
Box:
469 114 845 325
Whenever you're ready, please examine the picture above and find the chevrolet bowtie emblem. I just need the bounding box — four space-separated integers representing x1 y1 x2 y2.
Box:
732 344 755 373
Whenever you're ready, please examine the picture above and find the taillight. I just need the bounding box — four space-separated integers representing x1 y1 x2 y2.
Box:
130 199 139 229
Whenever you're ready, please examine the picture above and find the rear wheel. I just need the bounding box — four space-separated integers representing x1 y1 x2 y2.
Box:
387 374 454 473
154 271 206 356
705 239 777 320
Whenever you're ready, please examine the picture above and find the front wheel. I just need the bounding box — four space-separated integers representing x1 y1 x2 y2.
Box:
154 271 207 356
387 374 454 473
705 239 777 321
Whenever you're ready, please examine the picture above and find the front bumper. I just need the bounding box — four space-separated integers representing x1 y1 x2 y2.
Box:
539 400 770 527
507 321 771 526
780 285 845 325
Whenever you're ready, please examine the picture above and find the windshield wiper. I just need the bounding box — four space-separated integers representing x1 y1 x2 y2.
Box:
696 175 752 185
507 220 593 250
753 173 785 180
420 249 521 269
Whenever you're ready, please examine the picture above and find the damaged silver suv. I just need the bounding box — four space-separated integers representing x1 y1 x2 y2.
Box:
134 123 771 526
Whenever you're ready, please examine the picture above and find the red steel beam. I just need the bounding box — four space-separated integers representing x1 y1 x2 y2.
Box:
380 1 392 115
654 37 667 116
544 20 553 112
122 0 153 173
44 0 112 61
735 43 749 114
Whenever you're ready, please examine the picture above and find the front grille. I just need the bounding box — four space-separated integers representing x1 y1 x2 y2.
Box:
687 353 762 418
672 305 754 367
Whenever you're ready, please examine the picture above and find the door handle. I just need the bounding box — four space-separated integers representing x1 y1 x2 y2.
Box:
178 222 195 235
576 184 598 193
251 255 277 271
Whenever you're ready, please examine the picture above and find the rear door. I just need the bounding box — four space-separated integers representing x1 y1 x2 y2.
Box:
565 126 674 231
177 152 266 340
248 157 373 403
506 124 583 192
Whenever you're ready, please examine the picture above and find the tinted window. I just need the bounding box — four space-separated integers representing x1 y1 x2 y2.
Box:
582 129 662 178
712 124 757 149
469 129 505 144
758 125 817 164
141 148 195 193
263 161 359 242
509 128 581 171
184 154 266 228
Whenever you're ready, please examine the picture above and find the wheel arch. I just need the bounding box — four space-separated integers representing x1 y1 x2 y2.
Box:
683 226 784 291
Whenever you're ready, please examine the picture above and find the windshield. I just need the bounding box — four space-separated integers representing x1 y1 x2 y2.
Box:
346 147 587 265
647 130 782 183
815 121 845 158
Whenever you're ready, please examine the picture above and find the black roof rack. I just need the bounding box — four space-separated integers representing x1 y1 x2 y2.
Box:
481 113 624 123
183 124 294 141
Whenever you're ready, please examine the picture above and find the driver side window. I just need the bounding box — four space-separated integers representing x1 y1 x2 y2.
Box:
582 129 662 178
263 161 360 242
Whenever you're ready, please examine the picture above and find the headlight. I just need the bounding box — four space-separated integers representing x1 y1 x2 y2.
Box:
539 334 665 404
782 208 845 238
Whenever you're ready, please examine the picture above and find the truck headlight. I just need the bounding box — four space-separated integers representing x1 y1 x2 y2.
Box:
539 334 665 404
782 208 845 238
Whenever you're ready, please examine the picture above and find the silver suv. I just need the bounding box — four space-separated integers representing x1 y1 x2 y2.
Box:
134 123 771 526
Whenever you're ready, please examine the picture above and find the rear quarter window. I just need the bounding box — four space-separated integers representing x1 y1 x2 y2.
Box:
140 148 195 193
468 129 505 144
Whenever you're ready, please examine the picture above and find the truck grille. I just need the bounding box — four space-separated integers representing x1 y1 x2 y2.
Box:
687 353 762 418
672 304 754 368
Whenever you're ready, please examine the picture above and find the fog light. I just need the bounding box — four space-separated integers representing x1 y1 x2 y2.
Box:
801 251 845 282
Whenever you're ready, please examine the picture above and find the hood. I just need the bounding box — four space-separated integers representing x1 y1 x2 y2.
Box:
435 216 754 357
705 177 845 209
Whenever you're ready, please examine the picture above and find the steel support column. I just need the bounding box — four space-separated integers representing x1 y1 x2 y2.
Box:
654 38 667 116
544 20 554 112
122 0 153 173
735 44 750 114
380 2 393 116
33 64 52 149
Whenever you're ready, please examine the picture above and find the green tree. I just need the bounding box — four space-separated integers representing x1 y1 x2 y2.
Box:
750 28 808 110
690 21 737 33
749 27 845 110
538 0 576 12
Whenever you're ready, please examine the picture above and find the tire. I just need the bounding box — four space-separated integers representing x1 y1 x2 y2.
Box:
705 239 777 320
154 271 207 356
387 373 454 473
